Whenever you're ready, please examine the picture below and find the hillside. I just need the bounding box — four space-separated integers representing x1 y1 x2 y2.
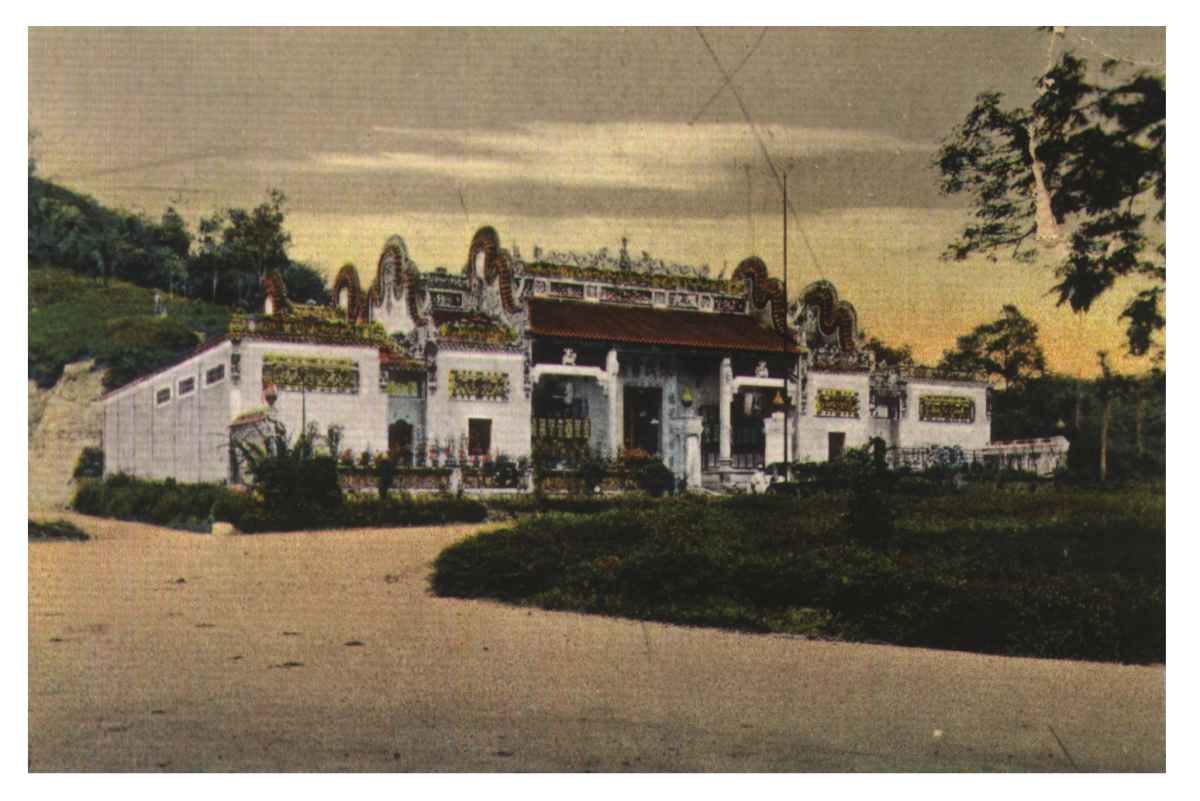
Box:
28 268 233 509
29 267 232 389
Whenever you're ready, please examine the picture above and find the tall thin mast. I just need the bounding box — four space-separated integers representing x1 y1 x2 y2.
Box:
782 168 789 470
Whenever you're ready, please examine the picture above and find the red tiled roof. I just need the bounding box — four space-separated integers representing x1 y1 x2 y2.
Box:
527 299 799 353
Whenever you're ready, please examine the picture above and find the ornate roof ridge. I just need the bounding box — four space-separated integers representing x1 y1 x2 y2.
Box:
519 260 733 293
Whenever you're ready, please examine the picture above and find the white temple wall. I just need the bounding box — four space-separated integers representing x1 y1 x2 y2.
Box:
899 380 991 450
238 341 389 458
794 371 873 462
426 350 531 459
102 341 233 482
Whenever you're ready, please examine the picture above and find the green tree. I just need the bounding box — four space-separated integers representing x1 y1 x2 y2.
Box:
939 305 1047 390
222 189 291 304
282 261 332 305
936 36 1165 357
187 189 293 308
862 336 914 368
190 211 228 302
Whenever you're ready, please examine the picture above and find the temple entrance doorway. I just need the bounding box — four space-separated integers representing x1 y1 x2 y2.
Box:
389 419 414 466
731 389 767 469
623 386 662 455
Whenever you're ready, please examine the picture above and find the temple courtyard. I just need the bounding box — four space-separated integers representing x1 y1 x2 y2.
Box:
29 516 1164 772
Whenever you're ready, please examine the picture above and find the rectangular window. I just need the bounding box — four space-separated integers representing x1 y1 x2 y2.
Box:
448 369 510 402
468 418 492 456
816 389 860 418
918 394 976 424
262 353 359 394
156 386 172 406
178 377 196 397
206 364 226 386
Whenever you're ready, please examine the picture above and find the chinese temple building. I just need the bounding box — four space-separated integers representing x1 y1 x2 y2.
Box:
101 226 1065 490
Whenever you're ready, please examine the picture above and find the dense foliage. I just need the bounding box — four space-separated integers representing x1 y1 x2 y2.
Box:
433 485 1164 664
991 369 1165 480
73 473 487 534
28 519 90 542
938 305 1047 390
72 447 105 480
73 474 234 533
29 171 330 312
937 47 1165 356
29 268 231 388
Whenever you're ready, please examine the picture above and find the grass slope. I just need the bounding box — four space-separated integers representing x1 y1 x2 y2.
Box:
29 267 231 388
433 486 1165 664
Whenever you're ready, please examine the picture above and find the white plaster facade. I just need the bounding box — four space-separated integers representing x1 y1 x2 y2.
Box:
794 370 875 463
235 339 389 457
425 349 531 459
100 226 1056 490
103 341 234 482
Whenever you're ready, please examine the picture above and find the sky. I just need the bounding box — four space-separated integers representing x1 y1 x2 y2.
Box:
27 27 1166 376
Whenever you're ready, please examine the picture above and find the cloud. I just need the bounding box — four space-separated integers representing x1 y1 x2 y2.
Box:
287 122 933 192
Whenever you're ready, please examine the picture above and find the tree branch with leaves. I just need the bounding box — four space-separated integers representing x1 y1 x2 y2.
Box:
937 41 1165 357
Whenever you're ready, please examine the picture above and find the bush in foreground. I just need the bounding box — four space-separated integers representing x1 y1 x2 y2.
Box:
29 519 90 541
72 473 487 534
433 487 1164 664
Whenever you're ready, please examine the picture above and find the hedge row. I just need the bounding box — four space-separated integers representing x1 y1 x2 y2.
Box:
72 474 487 534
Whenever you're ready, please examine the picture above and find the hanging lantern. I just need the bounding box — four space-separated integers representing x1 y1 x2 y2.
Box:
772 390 786 409
263 382 279 407
680 385 694 407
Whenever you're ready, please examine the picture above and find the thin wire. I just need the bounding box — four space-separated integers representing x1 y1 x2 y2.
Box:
694 28 825 282
688 28 769 126
1069 31 1164 70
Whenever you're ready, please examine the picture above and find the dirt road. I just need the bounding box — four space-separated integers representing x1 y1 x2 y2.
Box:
28 516 1165 772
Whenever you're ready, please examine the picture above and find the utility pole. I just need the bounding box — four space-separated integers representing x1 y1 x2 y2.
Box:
781 166 790 473
745 161 754 255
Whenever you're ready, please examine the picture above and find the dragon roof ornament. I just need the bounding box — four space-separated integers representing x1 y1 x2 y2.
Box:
793 280 860 353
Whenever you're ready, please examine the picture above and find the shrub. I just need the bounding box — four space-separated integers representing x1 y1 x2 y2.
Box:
619 451 675 497
71 473 243 531
482 454 524 489
432 486 1165 664
576 448 610 495
842 443 895 540
29 519 89 541
377 456 396 498
234 420 343 529
72 447 104 480
211 489 256 527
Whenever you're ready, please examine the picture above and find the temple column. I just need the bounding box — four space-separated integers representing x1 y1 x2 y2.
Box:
764 411 786 467
718 356 733 480
606 349 621 458
683 415 704 490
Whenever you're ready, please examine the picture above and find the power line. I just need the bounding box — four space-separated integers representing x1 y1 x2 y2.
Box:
688 28 769 126
693 28 825 283
1068 31 1164 70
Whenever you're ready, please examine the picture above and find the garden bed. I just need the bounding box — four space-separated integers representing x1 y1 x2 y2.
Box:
432 485 1165 664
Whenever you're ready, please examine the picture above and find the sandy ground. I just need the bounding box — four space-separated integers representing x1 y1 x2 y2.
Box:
28 515 1165 772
